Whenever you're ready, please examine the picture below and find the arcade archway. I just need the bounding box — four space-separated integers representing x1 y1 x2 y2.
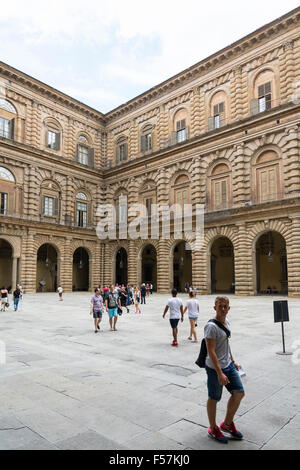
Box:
141 244 157 290
36 244 58 292
0 239 13 290
73 247 90 291
256 231 288 295
210 237 235 294
173 241 192 292
115 248 128 286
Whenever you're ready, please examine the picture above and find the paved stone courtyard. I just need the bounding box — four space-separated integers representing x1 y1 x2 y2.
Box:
0 292 299 450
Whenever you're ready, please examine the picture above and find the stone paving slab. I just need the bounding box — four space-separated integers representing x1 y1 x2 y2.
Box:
0 293 300 450
55 431 129 450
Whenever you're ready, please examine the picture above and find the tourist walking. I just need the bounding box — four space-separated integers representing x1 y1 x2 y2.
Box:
0 286 9 312
183 290 199 342
57 286 63 301
141 284 146 304
120 286 129 313
105 285 121 331
205 296 245 444
134 286 141 314
13 285 21 312
163 289 184 347
90 288 104 333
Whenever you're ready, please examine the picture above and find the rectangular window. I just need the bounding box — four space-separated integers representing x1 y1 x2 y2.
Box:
145 133 152 151
214 179 228 209
78 145 89 165
0 193 8 215
77 202 87 228
214 115 220 129
44 196 54 216
176 120 187 143
47 131 59 150
0 118 10 139
213 102 225 129
176 190 188 208
145 198 152 217
258 82 272 112
119 143 127 162
119 204 127 224
259 166 277 202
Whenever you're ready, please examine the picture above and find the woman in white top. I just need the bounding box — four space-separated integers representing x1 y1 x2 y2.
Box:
134 286 141 314
183 291 199 343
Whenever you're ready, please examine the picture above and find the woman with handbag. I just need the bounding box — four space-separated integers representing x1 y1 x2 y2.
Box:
1 286 9 312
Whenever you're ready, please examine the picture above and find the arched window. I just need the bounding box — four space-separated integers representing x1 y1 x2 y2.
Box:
208 91 227 130
44 118 62 151
114 189 128 224
140 124 153 153
171 109 189 145
251 69 276 115
116 136 128 164
40 180 60 220
254 150 280 203
139 181 156 217
76 192 90 228
209 163 231 210
0 99 16 140
0 166 15 216
172 174 190 208
76 135 94 167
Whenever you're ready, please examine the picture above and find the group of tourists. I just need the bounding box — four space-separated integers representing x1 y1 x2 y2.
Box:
56 280 244 444
89 283 153 333
0 284 23 312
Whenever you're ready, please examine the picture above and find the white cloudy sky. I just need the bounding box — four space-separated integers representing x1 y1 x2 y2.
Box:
0 0 299 113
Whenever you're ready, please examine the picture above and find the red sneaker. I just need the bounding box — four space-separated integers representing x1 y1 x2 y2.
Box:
220 421 243 440
208 426 228 444
171 341 178 347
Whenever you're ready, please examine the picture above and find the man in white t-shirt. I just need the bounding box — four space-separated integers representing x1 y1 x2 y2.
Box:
163 289 184 347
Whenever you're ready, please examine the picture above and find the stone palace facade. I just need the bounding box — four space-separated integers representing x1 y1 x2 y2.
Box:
1 7 300 296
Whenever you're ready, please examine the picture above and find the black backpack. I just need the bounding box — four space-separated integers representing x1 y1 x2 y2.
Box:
195 319 231 369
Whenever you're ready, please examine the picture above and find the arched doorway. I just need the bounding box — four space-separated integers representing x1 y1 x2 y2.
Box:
256 231 288 295
141 245 157 290
173 241 192 292
115 248 128 286
36 244 58 292
73 248 90 291
211 237 235 294
0 239 13 290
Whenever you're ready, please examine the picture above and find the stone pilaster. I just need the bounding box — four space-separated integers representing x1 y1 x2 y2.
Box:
235 223 253 296
287 215 300 297
60 237 72 292
283 126 300 196
157 239 170 293
128 240 138 287
23 232 36 293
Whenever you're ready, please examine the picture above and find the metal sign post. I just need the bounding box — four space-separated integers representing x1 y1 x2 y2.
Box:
273 301 292 356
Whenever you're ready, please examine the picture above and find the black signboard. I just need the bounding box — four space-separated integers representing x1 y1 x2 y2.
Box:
274 301 289 323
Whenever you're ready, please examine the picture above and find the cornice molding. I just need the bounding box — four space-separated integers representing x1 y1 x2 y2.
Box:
0 62 105 123
0 7 299 128
105 7 300 121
